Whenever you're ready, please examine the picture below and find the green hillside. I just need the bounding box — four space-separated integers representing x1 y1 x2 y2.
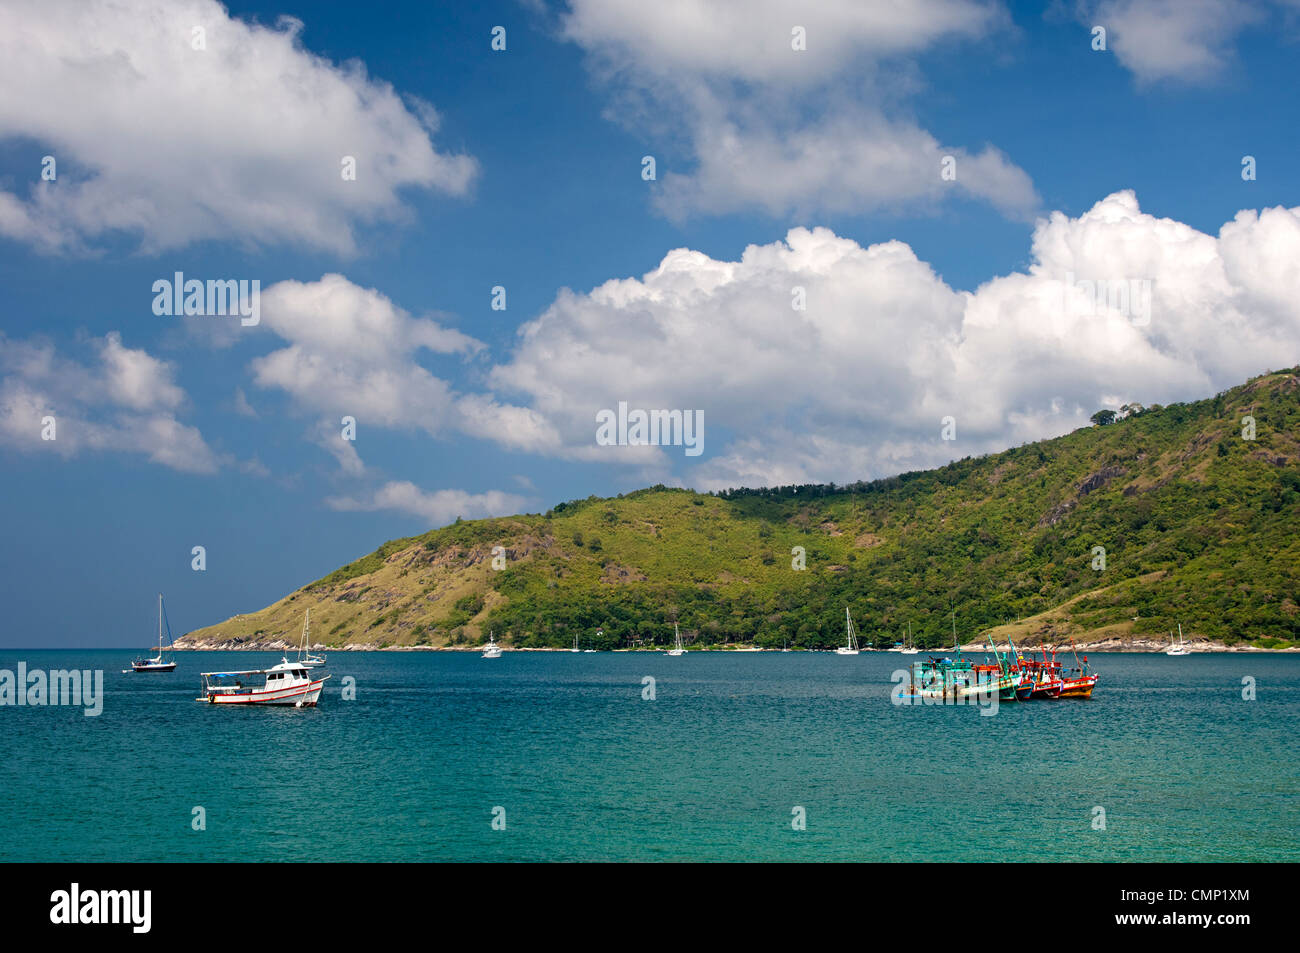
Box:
182 369 1300 651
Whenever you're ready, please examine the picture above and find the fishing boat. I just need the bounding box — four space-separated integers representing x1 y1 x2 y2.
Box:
900 622 919 655
482 632 503 658
1059 638 1099 698
197 659 329 706
900 655 1003 702
666 622 686 656
1007 639 1035 700
129 594 177 672
835 608 860 655
1166 623 1190 656
1023 644 1064 698
984 641 1023 701
295 609 325 668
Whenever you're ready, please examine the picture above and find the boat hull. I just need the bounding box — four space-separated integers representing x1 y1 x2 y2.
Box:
1059 675 1098 698
1030 679 1063 698
131 663 176 672
203 678 327 706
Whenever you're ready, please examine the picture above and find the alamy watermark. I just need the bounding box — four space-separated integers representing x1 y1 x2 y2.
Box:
1061 271 1152 327
0 663 103 716
152 271 260 326
595 401 703 457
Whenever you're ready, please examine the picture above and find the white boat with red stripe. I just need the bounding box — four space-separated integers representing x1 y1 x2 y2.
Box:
198 658 330 706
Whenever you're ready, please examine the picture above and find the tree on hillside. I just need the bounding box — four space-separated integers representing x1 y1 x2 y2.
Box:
1090 409 1117 426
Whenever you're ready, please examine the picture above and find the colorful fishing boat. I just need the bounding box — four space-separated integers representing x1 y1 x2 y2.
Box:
1059 638 1099 698
900 615 1007 703
1023 644 1064 698
901 655 1005 702
1007 639 1035 700
984 641 1026 701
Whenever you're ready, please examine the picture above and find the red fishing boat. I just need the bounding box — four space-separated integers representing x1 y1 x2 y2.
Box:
1023 644 1063 698
1059 638 1099 698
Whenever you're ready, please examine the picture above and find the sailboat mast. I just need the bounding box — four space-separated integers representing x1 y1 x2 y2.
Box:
158 593 163 655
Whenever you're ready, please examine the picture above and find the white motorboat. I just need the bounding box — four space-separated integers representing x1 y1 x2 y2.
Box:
296 608 326 668
834 607 860 655
666 622 686 656
198 659 329 706
130 594 177 672
482 632 503 658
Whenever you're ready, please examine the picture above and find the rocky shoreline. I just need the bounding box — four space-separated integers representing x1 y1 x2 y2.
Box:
172 637 1296 653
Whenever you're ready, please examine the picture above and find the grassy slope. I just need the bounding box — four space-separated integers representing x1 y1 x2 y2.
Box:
181 369 1300 650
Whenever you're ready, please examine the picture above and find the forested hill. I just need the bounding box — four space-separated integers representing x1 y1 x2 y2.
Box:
181 369 1300 651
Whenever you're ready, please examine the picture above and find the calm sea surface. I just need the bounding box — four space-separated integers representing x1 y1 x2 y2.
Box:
1 649 1296 861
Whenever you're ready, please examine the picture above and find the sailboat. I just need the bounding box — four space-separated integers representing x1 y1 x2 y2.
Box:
570 633 581 653
482 632 503 658
899 622 919 655
584 628 600 652
835 607 860 655
130 593 177 672
666 622 686 656
1166 623 1190 656
295 609 325 668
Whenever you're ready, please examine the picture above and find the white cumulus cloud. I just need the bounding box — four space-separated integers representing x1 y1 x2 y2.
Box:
326 481 530 525
1078 0 1270 84
491 191 1300 489
559 0 1038 220
0 332 220 473
0 0 477 254
250 274 560 458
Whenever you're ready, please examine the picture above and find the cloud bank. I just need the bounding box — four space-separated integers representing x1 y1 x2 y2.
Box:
0 331 220 472
491 191 1300 489
560 0 1038 220
0 0 476 254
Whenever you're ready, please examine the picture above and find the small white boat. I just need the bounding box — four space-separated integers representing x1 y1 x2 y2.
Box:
900 622 919 655
198 659 329 706
482 632 503 658
583 628 601 652
666 622 686 656
570 633 581 653
130 594 177 672
1166 624 1190 656
834 607 860 655
296 608 326 668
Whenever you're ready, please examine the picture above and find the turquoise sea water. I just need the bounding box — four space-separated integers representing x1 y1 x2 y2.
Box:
0 649 1296 862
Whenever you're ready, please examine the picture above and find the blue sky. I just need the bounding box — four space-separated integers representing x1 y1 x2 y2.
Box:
1 0 1298 646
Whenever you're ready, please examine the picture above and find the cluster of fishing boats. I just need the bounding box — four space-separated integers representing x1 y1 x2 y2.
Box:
830 606 1100 702
900 640 1098 702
